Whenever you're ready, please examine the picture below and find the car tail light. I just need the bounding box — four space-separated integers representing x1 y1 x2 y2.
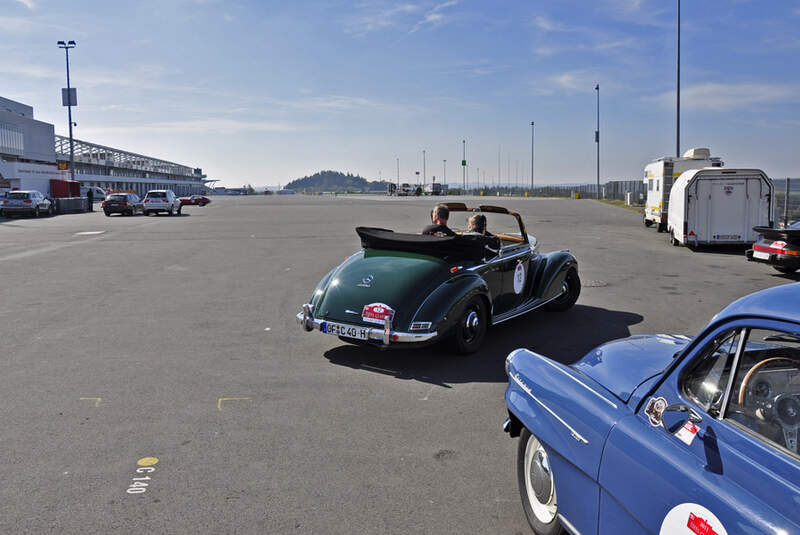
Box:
145 199 150 203
2 200 7 205
101 201 107 207
123 201 129 205
23 200 32 204
754 242 800 256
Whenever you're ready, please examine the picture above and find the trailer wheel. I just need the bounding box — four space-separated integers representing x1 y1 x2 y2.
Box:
657 222 667 233
670 231 680 246
643 213 653 227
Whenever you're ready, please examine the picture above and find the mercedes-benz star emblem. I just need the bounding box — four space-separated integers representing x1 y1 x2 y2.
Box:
362 275 374 285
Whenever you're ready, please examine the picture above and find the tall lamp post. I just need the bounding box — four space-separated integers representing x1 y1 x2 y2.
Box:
530 121 535 194
443 160 446 187
422 150 426 188
461 140 466 193
57 40 77 181
676 0 681 157
595 83 600 200
396 157 400 189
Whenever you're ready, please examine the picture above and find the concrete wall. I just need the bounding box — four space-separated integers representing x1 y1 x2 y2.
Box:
0 109 56 163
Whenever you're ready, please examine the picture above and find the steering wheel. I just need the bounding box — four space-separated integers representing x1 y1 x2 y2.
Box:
737 358 796 405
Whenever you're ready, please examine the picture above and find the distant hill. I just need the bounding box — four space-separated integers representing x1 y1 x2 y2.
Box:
284 170 388 193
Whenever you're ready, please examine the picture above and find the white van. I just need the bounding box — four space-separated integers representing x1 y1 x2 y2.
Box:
666 168 774 247
80 185 106 201
643 148 723 232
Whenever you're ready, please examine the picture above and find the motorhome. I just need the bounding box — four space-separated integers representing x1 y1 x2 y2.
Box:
643 148 723 232
666 168 774 247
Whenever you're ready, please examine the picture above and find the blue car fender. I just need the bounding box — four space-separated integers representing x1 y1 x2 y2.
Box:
505 348 628 535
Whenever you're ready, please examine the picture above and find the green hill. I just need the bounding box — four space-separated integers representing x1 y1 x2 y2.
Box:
285 170 388 193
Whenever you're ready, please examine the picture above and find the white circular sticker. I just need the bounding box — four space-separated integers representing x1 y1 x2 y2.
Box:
660 503 728 535
513 262 525 294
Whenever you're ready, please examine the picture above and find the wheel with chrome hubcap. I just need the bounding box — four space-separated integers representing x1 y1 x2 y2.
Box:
544 268 580 312
518 428 565 535
451 295 486 354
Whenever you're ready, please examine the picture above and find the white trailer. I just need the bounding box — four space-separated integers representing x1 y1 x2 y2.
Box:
643 148 724 232
666 168 774 247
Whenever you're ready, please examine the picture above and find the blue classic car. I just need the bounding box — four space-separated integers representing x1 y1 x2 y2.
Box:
504 283 800 535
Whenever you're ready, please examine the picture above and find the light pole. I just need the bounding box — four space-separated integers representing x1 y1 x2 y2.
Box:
57 40 77 181
443 160 446 187
676 0 681 157
422 149 426 188
530 121 535 194
462 139 466 192
595 83 600 199
396 157 400 189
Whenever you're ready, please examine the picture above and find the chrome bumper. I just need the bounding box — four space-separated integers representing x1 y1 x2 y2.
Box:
295 305 438 345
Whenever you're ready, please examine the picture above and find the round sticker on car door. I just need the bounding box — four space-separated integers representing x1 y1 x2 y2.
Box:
660 503 728 535
513 261 525 294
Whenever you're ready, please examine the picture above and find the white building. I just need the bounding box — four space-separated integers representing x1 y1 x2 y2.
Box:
0 95 209 196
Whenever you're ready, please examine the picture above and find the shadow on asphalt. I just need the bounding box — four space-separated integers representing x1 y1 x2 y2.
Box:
688 244 750 256
323 305 644 387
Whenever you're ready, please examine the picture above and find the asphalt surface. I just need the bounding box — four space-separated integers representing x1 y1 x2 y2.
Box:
0 196 796 534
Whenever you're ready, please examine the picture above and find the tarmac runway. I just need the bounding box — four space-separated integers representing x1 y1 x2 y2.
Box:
0 195 795 534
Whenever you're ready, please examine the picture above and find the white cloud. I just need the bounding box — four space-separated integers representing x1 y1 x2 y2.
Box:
533 37 637 57
533 15 571 32
346 3 420 34
223 14 234 22
530 70 603 96
81 118 315 136
410 0 459 33
645 83 800 112
15 0 35 8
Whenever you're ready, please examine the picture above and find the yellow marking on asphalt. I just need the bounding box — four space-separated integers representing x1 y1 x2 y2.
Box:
80 397 102 407
137 457 159 467
217 397 252 411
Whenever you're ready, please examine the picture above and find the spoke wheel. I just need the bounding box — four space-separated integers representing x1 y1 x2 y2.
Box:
517 428 565 535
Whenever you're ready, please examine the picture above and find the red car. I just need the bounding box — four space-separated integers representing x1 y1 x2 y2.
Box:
179 195 211 206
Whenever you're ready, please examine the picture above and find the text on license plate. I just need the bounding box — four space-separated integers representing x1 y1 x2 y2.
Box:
322 322 369 340
753 251 770 260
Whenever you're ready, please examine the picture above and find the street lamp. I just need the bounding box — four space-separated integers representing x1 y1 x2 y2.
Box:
443 160 446 186
57 40 77 181
422 149 426 188
595 83 600 200
530 121 535 194
676 0 681 157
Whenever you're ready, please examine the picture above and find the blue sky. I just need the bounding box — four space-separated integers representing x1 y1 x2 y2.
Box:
2 0 799 187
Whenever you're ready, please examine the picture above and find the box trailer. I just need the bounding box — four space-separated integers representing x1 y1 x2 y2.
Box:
666 168 774 246
643 148 724 232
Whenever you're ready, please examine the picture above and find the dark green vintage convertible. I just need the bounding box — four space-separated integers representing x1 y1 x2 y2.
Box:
296 203 580 353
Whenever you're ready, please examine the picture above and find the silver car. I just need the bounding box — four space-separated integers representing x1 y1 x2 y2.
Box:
143 189 182 216
1 190 55 217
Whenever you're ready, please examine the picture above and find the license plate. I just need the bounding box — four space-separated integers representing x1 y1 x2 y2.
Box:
753 251 770 260
322 321 369 340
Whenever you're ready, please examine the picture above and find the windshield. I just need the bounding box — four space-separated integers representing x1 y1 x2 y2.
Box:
147 192 166 198
8 192 29 199
109 194 128 201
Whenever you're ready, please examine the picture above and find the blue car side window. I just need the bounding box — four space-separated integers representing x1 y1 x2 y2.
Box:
725 328 800 458
682 329 742 416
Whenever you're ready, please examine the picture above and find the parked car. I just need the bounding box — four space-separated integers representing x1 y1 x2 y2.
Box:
296 203 580 353
102 193 144 216
0 190 55 217
746 222 800 274
143 189 182 216
503 283 800 535
179 195 211 206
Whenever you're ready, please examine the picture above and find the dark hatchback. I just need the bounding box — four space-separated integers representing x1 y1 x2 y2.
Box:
746 222 800 274
102 193 144 216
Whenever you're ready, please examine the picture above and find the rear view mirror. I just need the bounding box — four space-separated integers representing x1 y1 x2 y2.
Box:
662 403 703 434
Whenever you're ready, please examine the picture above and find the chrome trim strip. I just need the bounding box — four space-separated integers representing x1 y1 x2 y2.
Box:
531 353 618 409
558 514 582 535
491 291 562 325
295 312 438 343
510 372 589 444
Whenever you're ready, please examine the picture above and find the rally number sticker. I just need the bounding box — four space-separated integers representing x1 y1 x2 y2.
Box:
513 262 525 294
660 503 728 535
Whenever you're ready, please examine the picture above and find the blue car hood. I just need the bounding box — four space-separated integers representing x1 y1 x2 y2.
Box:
571 334 691 403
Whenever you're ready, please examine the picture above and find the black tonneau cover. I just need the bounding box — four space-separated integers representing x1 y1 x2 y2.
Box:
754 227 800 245
356 227 500 261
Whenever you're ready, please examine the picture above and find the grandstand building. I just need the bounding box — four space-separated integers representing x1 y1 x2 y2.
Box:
0 95 209 196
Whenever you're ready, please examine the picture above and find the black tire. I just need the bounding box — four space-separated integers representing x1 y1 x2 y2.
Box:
168 206 174 216
34 206 40 218
48 204 55 216
643 213 653 227
544 268 580 311
657 221 667 233
774 266 798 274
177 205 182 215
669 231 680 246
104 211 111 217
517 428 566 535
450 295 487 354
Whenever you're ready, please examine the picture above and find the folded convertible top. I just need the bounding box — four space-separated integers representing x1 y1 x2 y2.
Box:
355 226 500 261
